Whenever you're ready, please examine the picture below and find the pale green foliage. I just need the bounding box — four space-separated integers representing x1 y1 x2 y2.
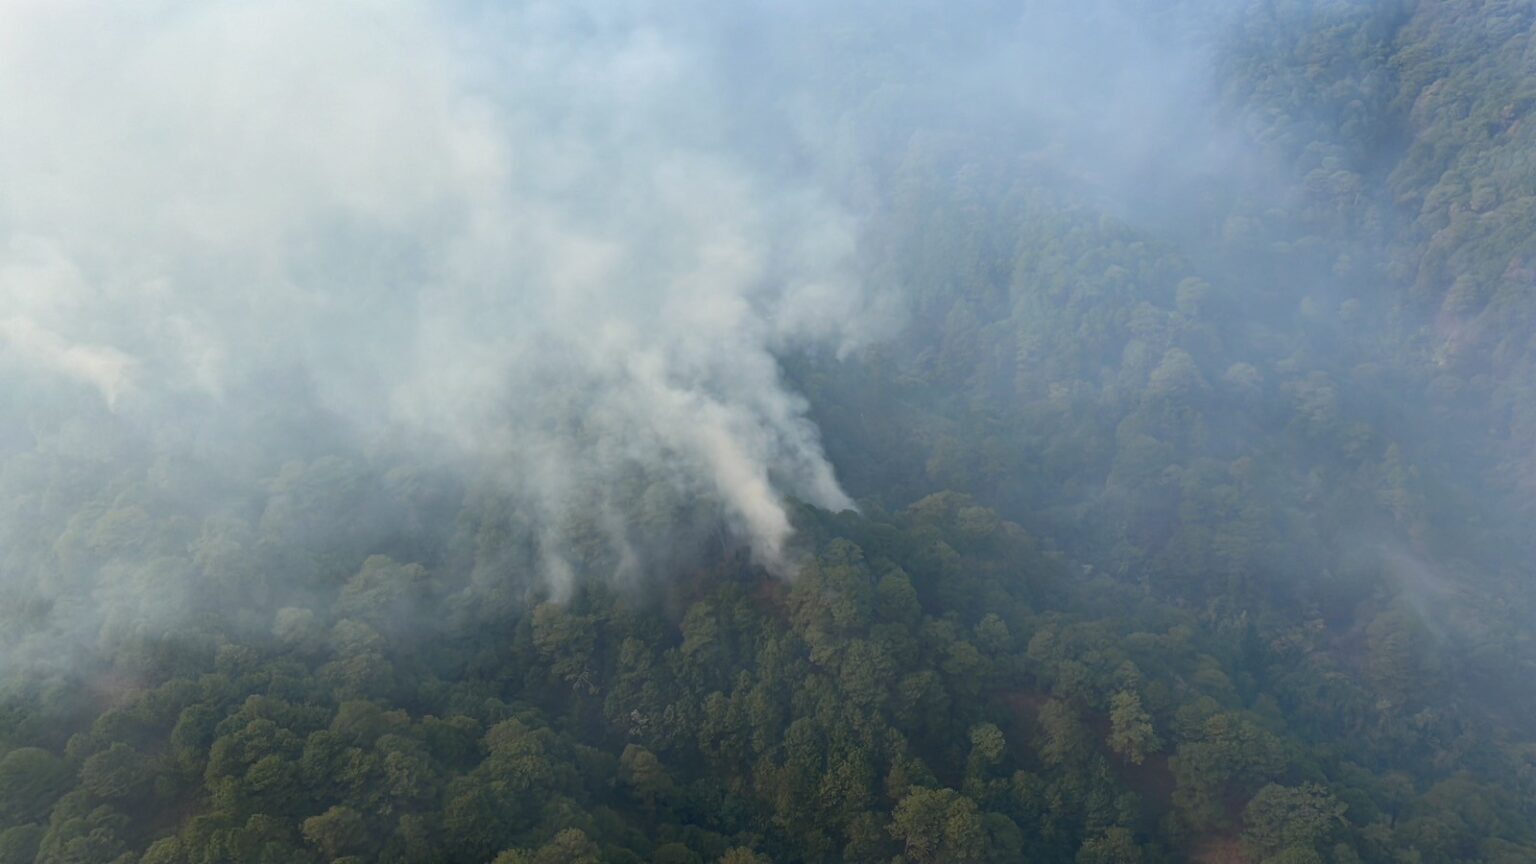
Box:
1107 690 1160 765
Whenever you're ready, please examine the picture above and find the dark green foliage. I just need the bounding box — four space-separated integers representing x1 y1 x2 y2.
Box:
1242 783 1347 861
79 743 149 802
5 485 1527 860
0 825 43 864
0 749 70 825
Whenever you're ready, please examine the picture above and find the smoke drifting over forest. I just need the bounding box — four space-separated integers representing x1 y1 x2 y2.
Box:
0 0 1319 598
4 0 1530 660
6 1 1536 862
0 1 894 589
6 0 1524 656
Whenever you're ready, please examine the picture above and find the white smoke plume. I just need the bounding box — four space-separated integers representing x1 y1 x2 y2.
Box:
0 0 876 588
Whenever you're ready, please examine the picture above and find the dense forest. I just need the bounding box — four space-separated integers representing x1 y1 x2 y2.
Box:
3 1 1536 863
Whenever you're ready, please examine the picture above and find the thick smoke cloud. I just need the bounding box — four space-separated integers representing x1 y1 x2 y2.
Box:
0 0 880 588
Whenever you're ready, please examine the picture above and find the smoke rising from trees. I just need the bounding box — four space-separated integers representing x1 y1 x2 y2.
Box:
0 1 885 592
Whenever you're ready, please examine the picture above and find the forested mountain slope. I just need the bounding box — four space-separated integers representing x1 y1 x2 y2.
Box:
2 2 1536 864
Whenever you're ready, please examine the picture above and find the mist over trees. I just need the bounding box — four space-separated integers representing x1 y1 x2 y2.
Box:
2 1 1536 863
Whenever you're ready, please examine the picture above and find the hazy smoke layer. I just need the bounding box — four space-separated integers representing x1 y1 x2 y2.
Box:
0 1 876 584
